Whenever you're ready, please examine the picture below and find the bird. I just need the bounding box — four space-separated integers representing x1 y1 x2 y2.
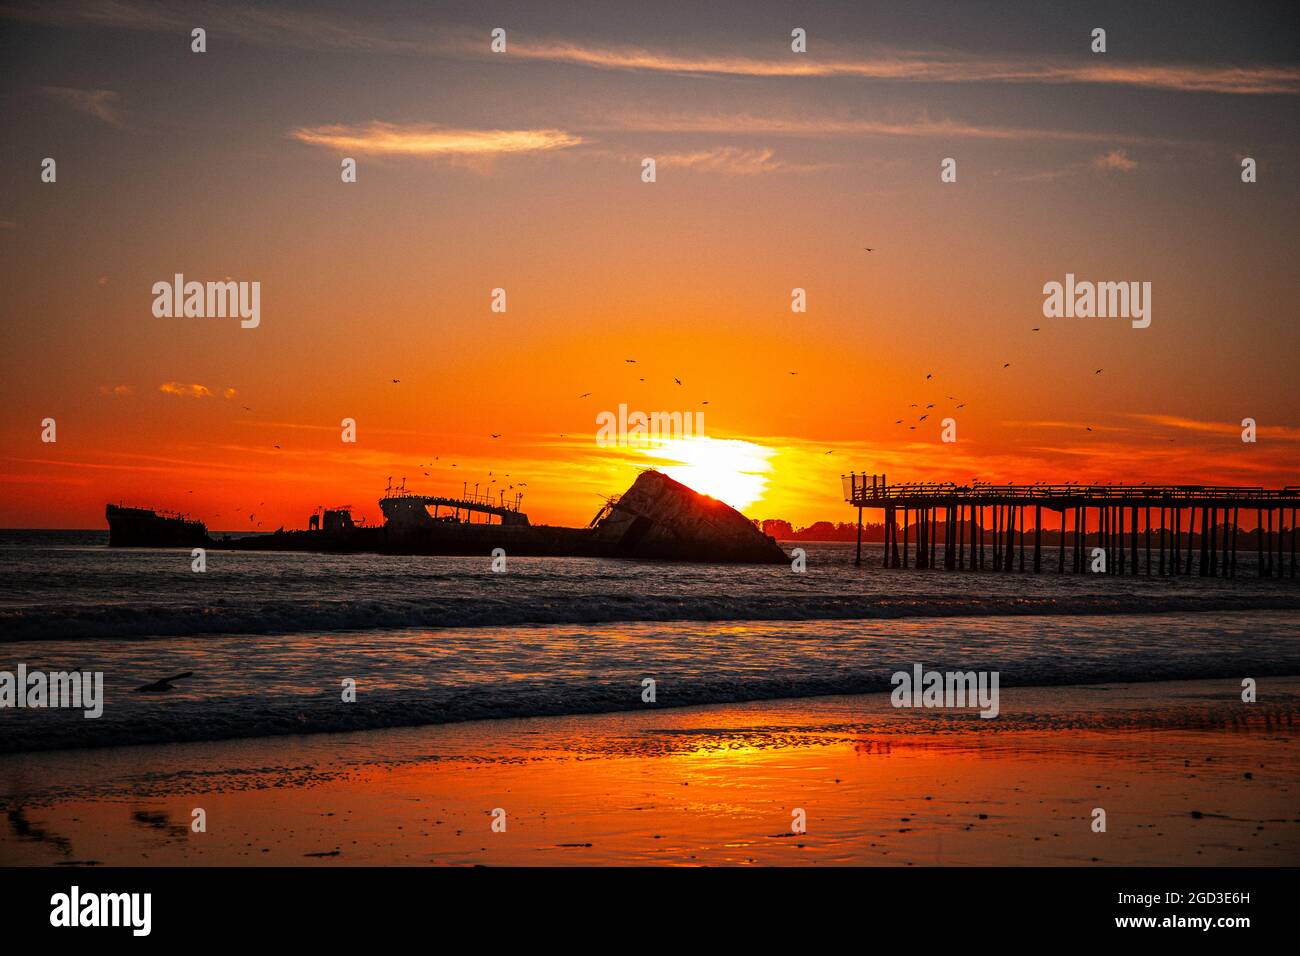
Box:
956 403 966 409
895 419 903 424
789 371 798 376
925 403 935 409
578 392 591 398
1095 368 1103 374
135 672 193 693
392 379 400 384
490 433 501 439
1002 363 1011 368
919 414 929 421
825 450 834 455
673 378 682 385
864 247 874 252
1086 427 1093 432
625 359 637 363
701 400 710 405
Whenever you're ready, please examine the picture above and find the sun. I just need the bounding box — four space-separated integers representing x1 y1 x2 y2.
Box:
635 436 775 511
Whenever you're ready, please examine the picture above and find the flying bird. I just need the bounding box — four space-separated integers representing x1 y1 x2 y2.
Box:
392 379 400 384
625 359 636 363
578 392 592 398
1003 363 1011 368
864 247 874 252
134 672 194 694
673 378 682 385
1095 368 1103 374
490 433 501 438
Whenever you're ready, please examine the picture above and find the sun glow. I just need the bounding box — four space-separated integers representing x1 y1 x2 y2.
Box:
635 436 774 511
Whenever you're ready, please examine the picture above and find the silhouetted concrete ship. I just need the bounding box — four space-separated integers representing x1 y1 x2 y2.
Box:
105 504 209 548
105 471 787 564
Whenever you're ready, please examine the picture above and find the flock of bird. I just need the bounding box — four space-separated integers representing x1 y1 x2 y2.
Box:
241 246 1131 506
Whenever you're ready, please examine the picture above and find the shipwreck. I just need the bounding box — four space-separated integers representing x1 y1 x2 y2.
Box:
106 470 788 564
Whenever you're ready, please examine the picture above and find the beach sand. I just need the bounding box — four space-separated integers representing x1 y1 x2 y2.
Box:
2 677 1296 866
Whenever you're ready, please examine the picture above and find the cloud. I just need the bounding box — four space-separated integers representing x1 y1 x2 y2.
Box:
586 111 1171 146
288 122 582 157
159 382 213 399
1128 413 1300 441
42 86 122 125
222 387 238 399
500 39 1300 95
652 146 826 175
12 3 1295 95
1093 148 1138 172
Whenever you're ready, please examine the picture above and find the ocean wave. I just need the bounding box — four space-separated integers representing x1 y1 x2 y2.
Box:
3 592 1299 641
4 655 1298 755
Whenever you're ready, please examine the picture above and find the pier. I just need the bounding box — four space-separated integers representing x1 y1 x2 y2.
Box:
842 474 1299 578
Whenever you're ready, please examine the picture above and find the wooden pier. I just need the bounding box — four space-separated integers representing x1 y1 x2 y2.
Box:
842 474 1299 578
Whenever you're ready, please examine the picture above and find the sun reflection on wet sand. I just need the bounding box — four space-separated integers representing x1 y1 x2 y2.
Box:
2 679 1296 867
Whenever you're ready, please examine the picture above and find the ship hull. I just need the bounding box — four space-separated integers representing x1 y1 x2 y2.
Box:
106 504 208 548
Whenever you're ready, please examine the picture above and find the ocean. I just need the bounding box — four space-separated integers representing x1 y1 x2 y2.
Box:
2 531 1298 753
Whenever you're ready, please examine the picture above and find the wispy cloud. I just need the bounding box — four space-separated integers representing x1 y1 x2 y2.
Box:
501 40 1300 95
587 111 1171 145
11 3 1295 96
1128 413 1300 441
288 122 582 157
652 146 827 175
159 382 213 399
42 86 122 125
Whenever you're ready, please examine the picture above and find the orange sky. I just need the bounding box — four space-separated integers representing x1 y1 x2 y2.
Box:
2 1 1297 530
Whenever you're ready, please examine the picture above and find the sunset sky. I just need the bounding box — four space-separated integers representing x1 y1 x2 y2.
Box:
2 0 1297 530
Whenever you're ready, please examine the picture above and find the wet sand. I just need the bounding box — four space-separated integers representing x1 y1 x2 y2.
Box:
1 678 1296 866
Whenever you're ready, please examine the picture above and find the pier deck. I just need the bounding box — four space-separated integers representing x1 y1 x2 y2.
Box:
842 473 1300 577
